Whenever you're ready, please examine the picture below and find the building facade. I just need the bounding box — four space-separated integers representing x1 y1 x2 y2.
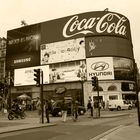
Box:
6 11 135 107
0 38 6 97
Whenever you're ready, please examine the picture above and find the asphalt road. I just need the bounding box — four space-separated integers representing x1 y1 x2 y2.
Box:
0 109 137 140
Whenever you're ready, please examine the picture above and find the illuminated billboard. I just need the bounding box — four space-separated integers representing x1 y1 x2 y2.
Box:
41 11 131 44
49 60 86 83
86 57 114 80
113 57 134 80
85 36 133 59
6 24 41 70
86 57 134 81
40 38 85 65
14 65 49 86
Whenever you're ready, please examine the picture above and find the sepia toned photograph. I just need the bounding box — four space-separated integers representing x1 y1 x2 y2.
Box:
0 0 140 140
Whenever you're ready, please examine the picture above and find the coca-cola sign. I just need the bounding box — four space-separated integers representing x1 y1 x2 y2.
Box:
41 11 131 44
63 12 129 39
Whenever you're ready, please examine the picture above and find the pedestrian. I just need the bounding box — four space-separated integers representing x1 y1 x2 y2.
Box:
61 100 68 122
94 100 99 118
36 97 41 123
71 100 79 121
87 97 93 117
102 101 105 110
45 100 50 123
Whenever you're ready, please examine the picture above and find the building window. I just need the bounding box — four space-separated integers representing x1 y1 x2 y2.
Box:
121 82 134 91
108 85 117 91
109 95 118 100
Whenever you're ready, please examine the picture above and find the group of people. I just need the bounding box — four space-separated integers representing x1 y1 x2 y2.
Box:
61 99 79 122
36 97 79 123
36 97 50 123
87 96 105 118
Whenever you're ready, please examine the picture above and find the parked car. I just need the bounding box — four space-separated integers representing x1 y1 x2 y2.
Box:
108 100 132 111
50 100 86 117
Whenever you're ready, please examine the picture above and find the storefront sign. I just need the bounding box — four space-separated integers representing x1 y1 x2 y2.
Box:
55 86 67 94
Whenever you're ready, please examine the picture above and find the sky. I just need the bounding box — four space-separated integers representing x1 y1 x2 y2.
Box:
0 0 140 68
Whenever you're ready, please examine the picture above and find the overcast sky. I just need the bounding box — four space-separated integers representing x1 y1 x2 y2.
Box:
0 0 140 68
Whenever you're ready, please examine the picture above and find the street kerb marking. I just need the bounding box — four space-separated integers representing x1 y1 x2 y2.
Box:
89 125 124 140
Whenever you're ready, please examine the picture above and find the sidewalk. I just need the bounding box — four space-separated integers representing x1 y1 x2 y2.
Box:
0 110 139 140
93 123 140 140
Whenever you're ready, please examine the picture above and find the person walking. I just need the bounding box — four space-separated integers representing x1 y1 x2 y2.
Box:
45 100 50 123
72 100 79 121
36 97 41 123
87 97 93 117
61 100 68 122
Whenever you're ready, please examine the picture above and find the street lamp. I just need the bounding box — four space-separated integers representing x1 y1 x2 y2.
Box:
34 35 39 51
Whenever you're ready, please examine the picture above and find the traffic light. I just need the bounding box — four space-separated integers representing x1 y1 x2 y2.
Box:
91 76 98 88
34 69 40 86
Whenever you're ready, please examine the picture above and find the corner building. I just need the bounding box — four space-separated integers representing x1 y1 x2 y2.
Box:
6 11 135 107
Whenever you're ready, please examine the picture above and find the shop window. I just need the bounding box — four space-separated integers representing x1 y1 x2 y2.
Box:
108 85 117 91
121 82 134 91
109 95 118 100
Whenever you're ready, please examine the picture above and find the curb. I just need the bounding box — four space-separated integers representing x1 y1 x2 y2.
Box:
101 113 130 118
0 123 57 134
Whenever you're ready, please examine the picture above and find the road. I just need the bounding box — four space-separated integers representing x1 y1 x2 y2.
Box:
0 109 138 140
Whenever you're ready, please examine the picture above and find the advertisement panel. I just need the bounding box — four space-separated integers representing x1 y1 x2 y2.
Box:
6 24 41 70
40 38 85 65
41 11 131 44
86 57 114 80
85 36 133 59
49 61 86 83
14 65 49 86
113 57 134 80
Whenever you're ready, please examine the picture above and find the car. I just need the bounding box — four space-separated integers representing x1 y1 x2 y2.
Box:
108 100 132 111
50 100 86 117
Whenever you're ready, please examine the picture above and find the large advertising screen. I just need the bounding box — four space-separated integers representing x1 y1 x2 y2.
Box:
86 57 114 80
6 24 41 70
86 57 134 81
41 11 131 44
49 60 87 83
85 36 133 59
40 38 85 65
14 65 49 86
113 57 134 80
